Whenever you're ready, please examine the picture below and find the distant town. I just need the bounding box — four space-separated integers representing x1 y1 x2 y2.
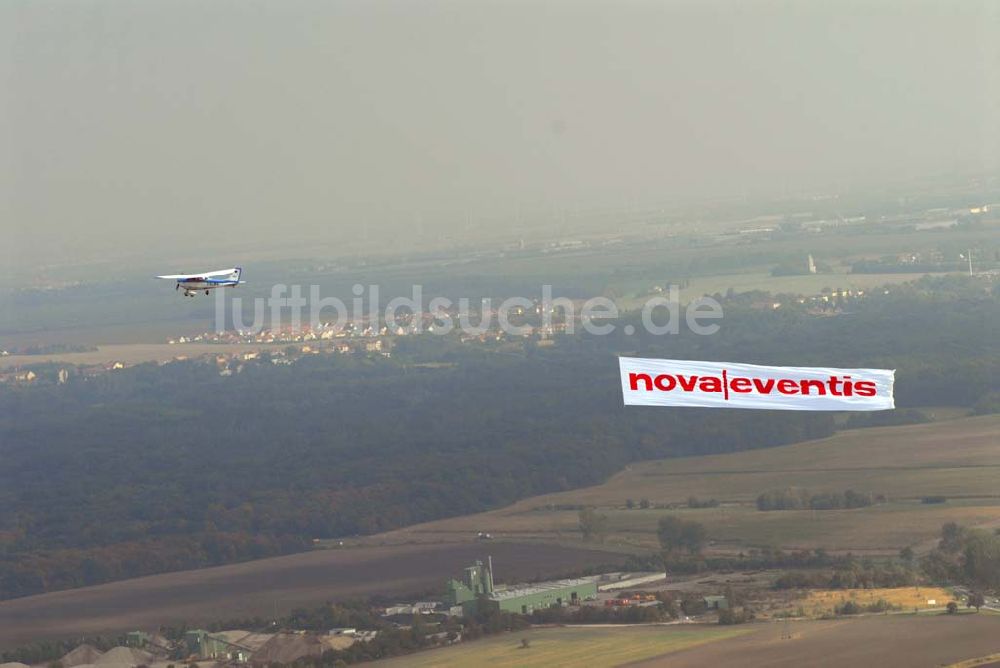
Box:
1 266 995 388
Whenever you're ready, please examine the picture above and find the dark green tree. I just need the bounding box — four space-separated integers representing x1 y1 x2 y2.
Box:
658 516 707 555
578 507 608 542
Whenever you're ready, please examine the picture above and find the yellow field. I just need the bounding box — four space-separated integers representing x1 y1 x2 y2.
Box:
0 342 288 370
373 625 753 668
369 415 1000 555
799 587 956 616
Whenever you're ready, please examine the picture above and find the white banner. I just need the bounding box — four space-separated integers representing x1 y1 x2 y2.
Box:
620 357 894 411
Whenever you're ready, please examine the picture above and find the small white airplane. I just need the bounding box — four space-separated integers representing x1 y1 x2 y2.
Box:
156 267 244 297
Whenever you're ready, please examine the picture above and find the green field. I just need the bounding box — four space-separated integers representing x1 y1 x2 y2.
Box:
374 625 752 668
373 415 1000 554
617 271 941 308
675 271 932 300
0 342 289 369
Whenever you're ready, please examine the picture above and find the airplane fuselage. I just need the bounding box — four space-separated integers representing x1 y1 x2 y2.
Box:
176 279 238 296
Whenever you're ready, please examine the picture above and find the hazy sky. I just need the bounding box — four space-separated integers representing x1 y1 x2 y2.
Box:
3 1 999 270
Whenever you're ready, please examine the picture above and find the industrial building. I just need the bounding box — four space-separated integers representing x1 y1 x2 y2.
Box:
703 595 730 610
489 578 599 614
445 558 598 616
183 629 254 662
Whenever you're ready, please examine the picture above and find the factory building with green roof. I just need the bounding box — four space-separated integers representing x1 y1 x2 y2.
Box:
445 558 598 616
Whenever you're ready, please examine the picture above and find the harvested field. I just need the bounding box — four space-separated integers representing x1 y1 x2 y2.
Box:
374 625 752 668
0 542 622 648
630 614 1000 668
375 416 1000 554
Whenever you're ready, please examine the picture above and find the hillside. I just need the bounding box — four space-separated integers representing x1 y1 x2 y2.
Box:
0 542 622 647
1 282 995 599
372 415 1000 554
1 408 996 651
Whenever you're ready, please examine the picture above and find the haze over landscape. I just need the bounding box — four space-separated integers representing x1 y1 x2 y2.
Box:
3 1 999 273
2 2 1000 667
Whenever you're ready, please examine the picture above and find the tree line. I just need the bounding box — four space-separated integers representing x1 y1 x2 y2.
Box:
756 488 882 511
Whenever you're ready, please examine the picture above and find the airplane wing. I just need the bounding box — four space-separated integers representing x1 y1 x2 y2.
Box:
202 267 239 278
156 273 207 280
156 268 238 280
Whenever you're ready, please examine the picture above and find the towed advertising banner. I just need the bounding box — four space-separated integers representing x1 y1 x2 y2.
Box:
620 357 895 411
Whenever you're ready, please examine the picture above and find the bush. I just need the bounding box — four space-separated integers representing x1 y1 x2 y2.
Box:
836 601 862 615
680 597 708 616
717 608 752 625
